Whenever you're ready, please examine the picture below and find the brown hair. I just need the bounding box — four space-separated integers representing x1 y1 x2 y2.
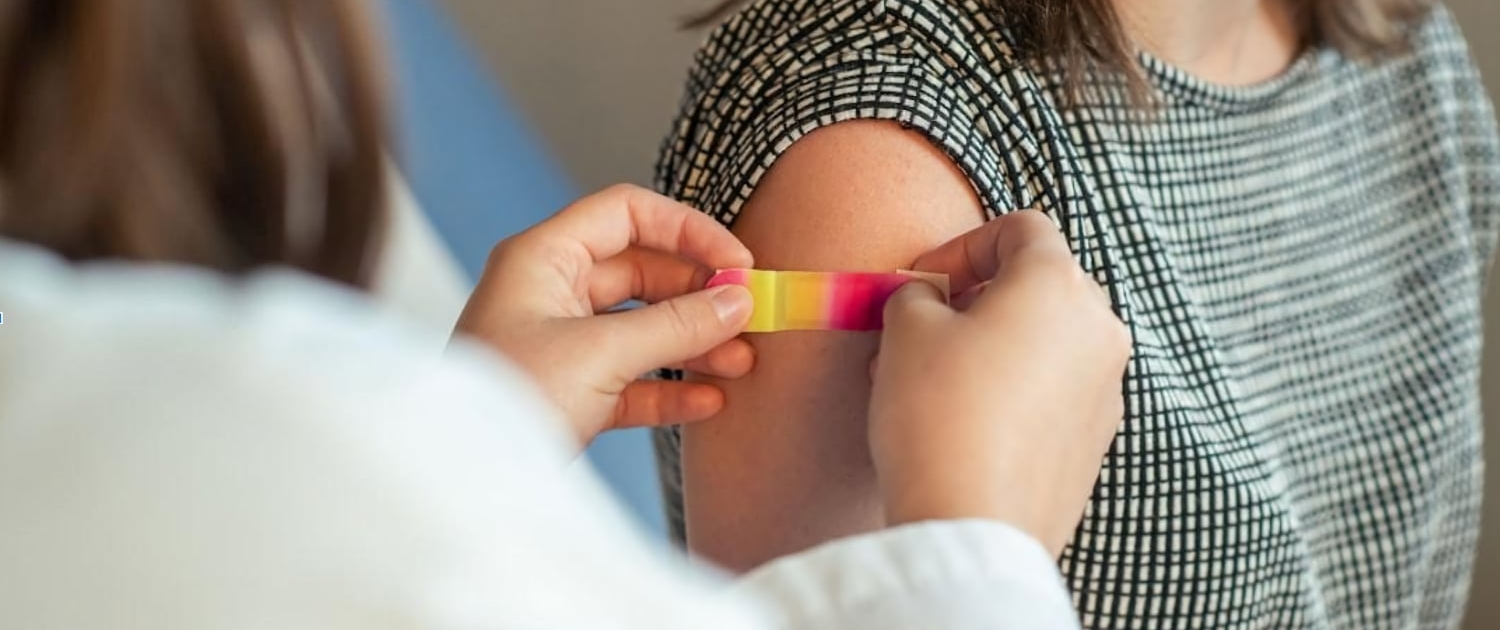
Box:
687 0 1435 104
0 0 392 288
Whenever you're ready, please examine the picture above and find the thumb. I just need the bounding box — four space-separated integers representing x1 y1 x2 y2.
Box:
604 284 754 377
882 279 950 331
877 280 950 364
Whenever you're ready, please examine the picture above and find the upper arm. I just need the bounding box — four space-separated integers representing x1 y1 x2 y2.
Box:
683 120 986 571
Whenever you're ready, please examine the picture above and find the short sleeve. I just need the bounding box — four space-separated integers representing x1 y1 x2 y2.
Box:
655 0 1025 228
1455 55 1500 274
1412 8 1500 282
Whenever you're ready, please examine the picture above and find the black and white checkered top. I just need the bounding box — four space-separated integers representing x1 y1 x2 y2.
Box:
652 1 1500 627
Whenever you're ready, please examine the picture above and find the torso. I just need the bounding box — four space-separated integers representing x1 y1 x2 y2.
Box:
655 1 1500 627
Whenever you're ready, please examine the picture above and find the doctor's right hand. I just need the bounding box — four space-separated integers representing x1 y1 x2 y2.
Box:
456 185 756 448
869 210 1132 558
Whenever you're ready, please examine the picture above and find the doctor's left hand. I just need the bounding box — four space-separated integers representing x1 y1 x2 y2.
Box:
456 185 756 446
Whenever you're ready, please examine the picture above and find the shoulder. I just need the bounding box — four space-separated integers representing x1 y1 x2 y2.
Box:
1386 5 1494 106
659 0 1033 224
1340 6 1500 263
1384 5 1500 168
728 119 986 269
685 0 1017 96
709 0 1007 47
1409 4 1478 61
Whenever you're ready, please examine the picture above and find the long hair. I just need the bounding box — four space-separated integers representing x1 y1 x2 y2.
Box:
687 0 1435 104
0 0 392 288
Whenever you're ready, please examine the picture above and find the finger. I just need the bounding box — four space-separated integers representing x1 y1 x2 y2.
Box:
911 209 1070 293
613 380 726 429
678 338 756 380
516 184 753 271
602 284 754 377
588 247 713 311
949 282 988 311
878 281 952 368
873 283 949 390
882 279 952 332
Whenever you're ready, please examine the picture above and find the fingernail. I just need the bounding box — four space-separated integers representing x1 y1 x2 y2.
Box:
710 285 753 324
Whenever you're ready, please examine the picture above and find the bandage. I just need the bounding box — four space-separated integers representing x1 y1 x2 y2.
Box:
706 269 950 332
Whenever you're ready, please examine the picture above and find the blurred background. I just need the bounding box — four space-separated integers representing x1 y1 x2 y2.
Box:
381 0 1500 623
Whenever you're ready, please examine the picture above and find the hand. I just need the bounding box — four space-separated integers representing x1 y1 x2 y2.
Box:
456 185 756 446
868 210 1131 557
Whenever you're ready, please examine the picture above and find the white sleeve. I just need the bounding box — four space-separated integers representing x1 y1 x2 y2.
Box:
0 256 1079 630
736 521 1082 630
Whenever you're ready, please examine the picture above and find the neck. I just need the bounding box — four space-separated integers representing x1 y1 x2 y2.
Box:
1113 0 1301 86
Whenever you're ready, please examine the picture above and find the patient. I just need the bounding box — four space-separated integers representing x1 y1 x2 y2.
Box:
654 0 1500 628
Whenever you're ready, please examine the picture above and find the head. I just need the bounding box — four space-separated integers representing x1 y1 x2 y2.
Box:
689 0 1435 103
0 0 392 288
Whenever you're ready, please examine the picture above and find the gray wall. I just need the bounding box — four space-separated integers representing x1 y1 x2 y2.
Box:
436 0 707 190
441 0 1500 622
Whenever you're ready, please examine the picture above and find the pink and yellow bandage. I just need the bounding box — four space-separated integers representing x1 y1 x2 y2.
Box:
706 269 950 332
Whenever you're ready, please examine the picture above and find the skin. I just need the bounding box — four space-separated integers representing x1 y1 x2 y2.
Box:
457 185 760 445
876 211 1130 555
680 0 1301 571
681 121 988 570
458 183 1128 564
1119 0 1301 86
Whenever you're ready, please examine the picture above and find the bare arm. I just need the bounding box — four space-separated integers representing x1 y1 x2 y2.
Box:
683 120 986 571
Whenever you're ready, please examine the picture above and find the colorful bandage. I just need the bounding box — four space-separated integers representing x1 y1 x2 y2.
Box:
706 269 950 332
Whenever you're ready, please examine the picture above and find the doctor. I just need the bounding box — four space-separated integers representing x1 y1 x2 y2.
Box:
0 1 1129 629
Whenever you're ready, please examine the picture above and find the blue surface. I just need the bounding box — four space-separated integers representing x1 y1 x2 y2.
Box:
379 0 666 536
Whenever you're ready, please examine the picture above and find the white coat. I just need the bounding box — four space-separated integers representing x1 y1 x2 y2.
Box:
0 240 1080 630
